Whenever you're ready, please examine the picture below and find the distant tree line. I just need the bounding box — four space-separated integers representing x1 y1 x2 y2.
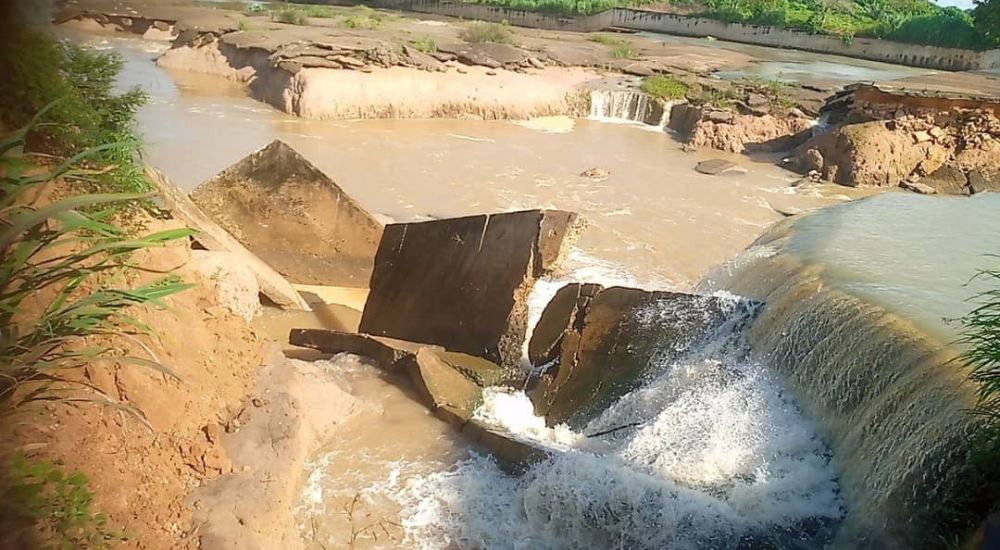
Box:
469 0 1000 49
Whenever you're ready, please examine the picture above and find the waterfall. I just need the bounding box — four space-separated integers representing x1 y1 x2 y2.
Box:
701 193 1000 547
588 89 672 129
395 295 846 549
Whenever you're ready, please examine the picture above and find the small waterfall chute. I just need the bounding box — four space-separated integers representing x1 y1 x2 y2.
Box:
589 89 673 130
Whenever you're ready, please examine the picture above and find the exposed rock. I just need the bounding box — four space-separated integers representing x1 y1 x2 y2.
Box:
673 105 813 154
152 20 171 31
968 170 1000 195
145 166 309 310
695 159 747 176
579 167 610 180
704 110 735 124
189 250 261 322
912 130 932 143
801 148 825 173
919 166 968 195
359 209 581 370
796 121 950 187
190 140 384 286
528 284 740 426
900 180 938 195
438 42 529 68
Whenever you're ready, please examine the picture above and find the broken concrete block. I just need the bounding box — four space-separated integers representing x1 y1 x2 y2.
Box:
146 166 309 310
288 328 434 370
529 284 738 427
190 140 384 287
359 209 581 370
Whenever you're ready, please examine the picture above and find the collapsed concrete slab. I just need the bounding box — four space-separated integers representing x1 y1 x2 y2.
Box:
146 166 309 310
359 209 581 370
528 284 742 427
287 328 548 471
190 140 384 287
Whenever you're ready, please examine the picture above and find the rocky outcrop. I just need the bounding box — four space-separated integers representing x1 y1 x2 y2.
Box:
527 284 741 426
694 159 747 176
190 140 384 287
146 166 309 310
795 98 1000 194
287 328 547 471
359 209 582 370
668 103 813 154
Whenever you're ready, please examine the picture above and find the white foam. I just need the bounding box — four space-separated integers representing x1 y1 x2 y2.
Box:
473 388 581 450
396 299 844 549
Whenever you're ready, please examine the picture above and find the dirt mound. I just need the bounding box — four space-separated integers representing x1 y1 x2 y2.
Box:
794 106 1000 193
669 103 813 154
0 216 266 549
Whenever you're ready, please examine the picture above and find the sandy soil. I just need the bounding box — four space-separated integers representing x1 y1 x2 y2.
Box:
0 213 266 549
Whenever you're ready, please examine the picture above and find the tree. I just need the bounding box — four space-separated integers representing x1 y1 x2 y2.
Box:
974 0 1000 46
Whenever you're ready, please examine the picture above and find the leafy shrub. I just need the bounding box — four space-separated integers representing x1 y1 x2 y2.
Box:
0 23 148 194
409 36 438 53
1 453 124 548
244 2 267 15
640 75 689 100
887 7 986 49
460 21 514 43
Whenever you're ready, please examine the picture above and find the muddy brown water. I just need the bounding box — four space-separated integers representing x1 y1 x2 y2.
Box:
66 29 893 550
68 30 860 290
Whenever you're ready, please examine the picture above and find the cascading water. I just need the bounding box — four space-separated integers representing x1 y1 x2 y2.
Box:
589 89 673 129
702 192 1000 547
394 296 845 549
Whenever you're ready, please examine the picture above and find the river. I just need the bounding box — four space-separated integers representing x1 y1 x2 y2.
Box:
62 26 995 549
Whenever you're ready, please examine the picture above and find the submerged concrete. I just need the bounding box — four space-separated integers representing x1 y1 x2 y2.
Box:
191 140 384 287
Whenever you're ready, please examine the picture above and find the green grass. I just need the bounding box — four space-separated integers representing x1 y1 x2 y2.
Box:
640 75 689 100
271 7 309 25
409 36 438 53
460 20 515 44
611 44 638 59
588 34 631 47
1 453 124 548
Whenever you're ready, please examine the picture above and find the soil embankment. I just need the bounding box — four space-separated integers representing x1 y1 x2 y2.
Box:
0 213 266 549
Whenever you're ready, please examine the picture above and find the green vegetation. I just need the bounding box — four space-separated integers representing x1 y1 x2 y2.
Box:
409 36 439 53
611 44 639 59
460 20 515 43
469 0 1000 49
961 266 1000 420
640 75 689 100
0 16 193 546
271 6 310 25
951 265 1000 541
0 111 193 418
1 453 125 548
588 33 631 46
0 25 148 195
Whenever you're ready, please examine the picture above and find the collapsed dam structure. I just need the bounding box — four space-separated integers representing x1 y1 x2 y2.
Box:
7 2 998 548
151 138 997 548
